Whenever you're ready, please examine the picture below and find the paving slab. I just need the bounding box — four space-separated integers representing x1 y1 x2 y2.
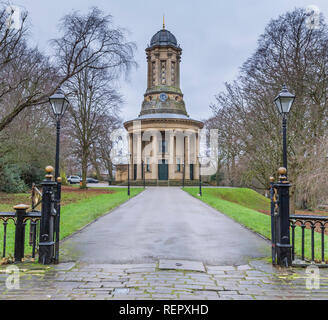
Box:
53 262 76 271
159 259 205 272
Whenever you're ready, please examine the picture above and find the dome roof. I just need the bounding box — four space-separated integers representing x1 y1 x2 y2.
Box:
149 29 178 48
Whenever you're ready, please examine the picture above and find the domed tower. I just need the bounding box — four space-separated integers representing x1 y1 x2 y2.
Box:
141 25 187 117
122 23 203 183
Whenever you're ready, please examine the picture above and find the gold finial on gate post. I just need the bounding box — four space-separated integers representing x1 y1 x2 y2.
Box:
13 204 29 211
45 166 54 180
278 167 287 175
278 167 288 183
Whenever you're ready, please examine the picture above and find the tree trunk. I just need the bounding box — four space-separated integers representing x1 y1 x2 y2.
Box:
216 157 221 186
106 160 113 182
92 151 101 180
231 156 236 186
81 151 88 189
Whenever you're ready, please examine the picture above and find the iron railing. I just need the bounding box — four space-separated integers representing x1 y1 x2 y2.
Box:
1 166 62 265
0 208 41 261
0 184 42 261
290 215 328 266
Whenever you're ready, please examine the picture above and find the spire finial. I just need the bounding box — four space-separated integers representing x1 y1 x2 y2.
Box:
163 14 165 29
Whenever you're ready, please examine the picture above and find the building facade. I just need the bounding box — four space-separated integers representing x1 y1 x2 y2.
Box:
116 24 204 183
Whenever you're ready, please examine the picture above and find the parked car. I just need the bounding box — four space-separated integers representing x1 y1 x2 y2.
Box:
67 175 81 184
86 177 99 183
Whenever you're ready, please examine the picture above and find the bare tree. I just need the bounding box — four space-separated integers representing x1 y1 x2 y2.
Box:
96 114 122 182
0 6 136 132
65 57 128 188
210 8 328 211
295 136 328 210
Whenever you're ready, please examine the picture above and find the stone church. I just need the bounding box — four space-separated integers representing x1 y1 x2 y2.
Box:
115 23 204 183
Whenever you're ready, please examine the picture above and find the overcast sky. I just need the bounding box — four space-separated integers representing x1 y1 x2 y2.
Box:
12 0 328 122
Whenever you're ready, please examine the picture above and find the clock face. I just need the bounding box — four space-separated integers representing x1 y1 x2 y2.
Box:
159 93 168 102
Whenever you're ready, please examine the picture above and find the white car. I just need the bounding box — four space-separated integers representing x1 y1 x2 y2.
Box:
67 175 81 184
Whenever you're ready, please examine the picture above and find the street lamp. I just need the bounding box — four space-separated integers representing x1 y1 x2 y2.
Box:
49 87 69 264
274 84 295 170
272 84 295 267
198 155 202 196
127 153 131 196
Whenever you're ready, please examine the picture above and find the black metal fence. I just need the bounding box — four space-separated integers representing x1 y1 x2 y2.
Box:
0 184 42 262
290 215 328 266
0 207 41 262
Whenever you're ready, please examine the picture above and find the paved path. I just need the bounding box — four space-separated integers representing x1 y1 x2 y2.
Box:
1 187 328 300
1 260 328 300
61 187 269 265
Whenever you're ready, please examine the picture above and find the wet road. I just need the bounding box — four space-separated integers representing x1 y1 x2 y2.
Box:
61 187 269 265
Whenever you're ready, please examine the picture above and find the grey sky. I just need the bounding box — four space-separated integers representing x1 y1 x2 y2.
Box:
13 0 328 122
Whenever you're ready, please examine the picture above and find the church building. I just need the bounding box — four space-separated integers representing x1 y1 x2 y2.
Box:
115 23 204 183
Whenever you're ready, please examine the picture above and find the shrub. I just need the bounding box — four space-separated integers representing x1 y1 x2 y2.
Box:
20 163 44 187
60 169 69 186
0 164 28 193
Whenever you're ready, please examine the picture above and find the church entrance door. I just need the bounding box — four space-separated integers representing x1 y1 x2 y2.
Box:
158 160 168 180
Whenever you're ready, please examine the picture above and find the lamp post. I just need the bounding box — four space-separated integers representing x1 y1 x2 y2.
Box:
49 87 69 264
274 84 295 171
198 155 202 196
273 84 295 267
127 153 131 196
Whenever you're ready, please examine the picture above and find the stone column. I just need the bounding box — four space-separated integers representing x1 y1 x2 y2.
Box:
152 132 158 179
148 56 153 88
168 130 175 180
129 133 133 179
185 135 190 179
154 52 160 86
195 132 200 180
137 132 142 180
177 54 181 88
167 51 172 86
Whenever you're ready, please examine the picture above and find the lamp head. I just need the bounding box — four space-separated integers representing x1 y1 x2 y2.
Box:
274 84 295 116
49 87 69 120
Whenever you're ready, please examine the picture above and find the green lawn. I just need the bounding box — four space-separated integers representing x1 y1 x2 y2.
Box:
0 187 143 260
184 187 328 263
201 187 271 212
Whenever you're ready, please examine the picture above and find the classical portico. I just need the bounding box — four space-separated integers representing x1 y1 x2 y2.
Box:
117 23 203 183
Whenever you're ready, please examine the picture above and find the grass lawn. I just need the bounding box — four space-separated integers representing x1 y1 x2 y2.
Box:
0 187 143 260
184 187 328 263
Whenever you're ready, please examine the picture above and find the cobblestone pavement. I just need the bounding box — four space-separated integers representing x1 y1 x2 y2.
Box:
0 259 328 300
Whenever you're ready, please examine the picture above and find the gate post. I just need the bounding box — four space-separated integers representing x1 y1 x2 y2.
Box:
39 166 56 265
275 167 292 267
13 204 29 263
269 177 277 265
